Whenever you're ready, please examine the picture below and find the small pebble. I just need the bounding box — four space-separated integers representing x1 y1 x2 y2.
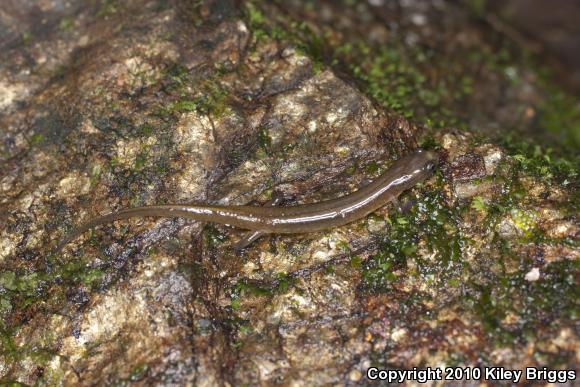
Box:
349 369 362 382
525 267 540 282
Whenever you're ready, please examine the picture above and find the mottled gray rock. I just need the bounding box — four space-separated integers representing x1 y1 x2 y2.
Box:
0 0 578 386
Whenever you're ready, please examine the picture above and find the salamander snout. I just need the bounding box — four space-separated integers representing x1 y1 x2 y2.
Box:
423 151 439 172
414 148 439 174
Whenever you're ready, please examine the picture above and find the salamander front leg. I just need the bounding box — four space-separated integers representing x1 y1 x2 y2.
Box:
234 191 287 251
393 195 415 214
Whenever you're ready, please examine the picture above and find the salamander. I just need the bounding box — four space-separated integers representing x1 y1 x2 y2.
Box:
56 149 438 251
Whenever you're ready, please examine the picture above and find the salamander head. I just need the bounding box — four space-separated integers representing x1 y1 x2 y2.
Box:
414 148 439 175
391 148 439 189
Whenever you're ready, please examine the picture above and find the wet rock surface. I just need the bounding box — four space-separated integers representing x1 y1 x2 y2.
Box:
0 0 578 385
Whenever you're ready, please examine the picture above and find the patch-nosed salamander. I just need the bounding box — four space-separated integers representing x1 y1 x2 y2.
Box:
56 149 438 251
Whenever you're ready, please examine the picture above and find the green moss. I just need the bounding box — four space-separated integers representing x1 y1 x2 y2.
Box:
274 272 296 294
231 280 273 300
245 2 282 44
167 100 196 113
0 381 27 386
230 272 297 309
78 269 106 288
108 155 119 169
292 23 325 74
29 133 45 147
467 259 579 347
230 297 241 310
202 225 227 249
97 0 119 18
237 324 252 336
0 253 113 325
193 82 229 117
137 124 154 137
0 271 17 291
22 31 32 45
471 140 579 236
28 348 55 364
364 161 380 175
165 80 229 118
37 361 65 386
325 1 579 156
349 255 362 269
58 16 76 31
16 272 43 293
246 2 266 27
243 2 325 73
336 241 350 251
345 45 472 128
464 0 488 17
508 143 578 186
90 163 102 186
134 151 148 171
129 364 149 381
164 63 190 88
471 196 487 212
152 63 231 120
361 173 463 293
439 149 579 347
537 86 580 150
362 250 398 288
257 126 272 154
0 323 19 361
509 208 538 238
0 297 12 314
